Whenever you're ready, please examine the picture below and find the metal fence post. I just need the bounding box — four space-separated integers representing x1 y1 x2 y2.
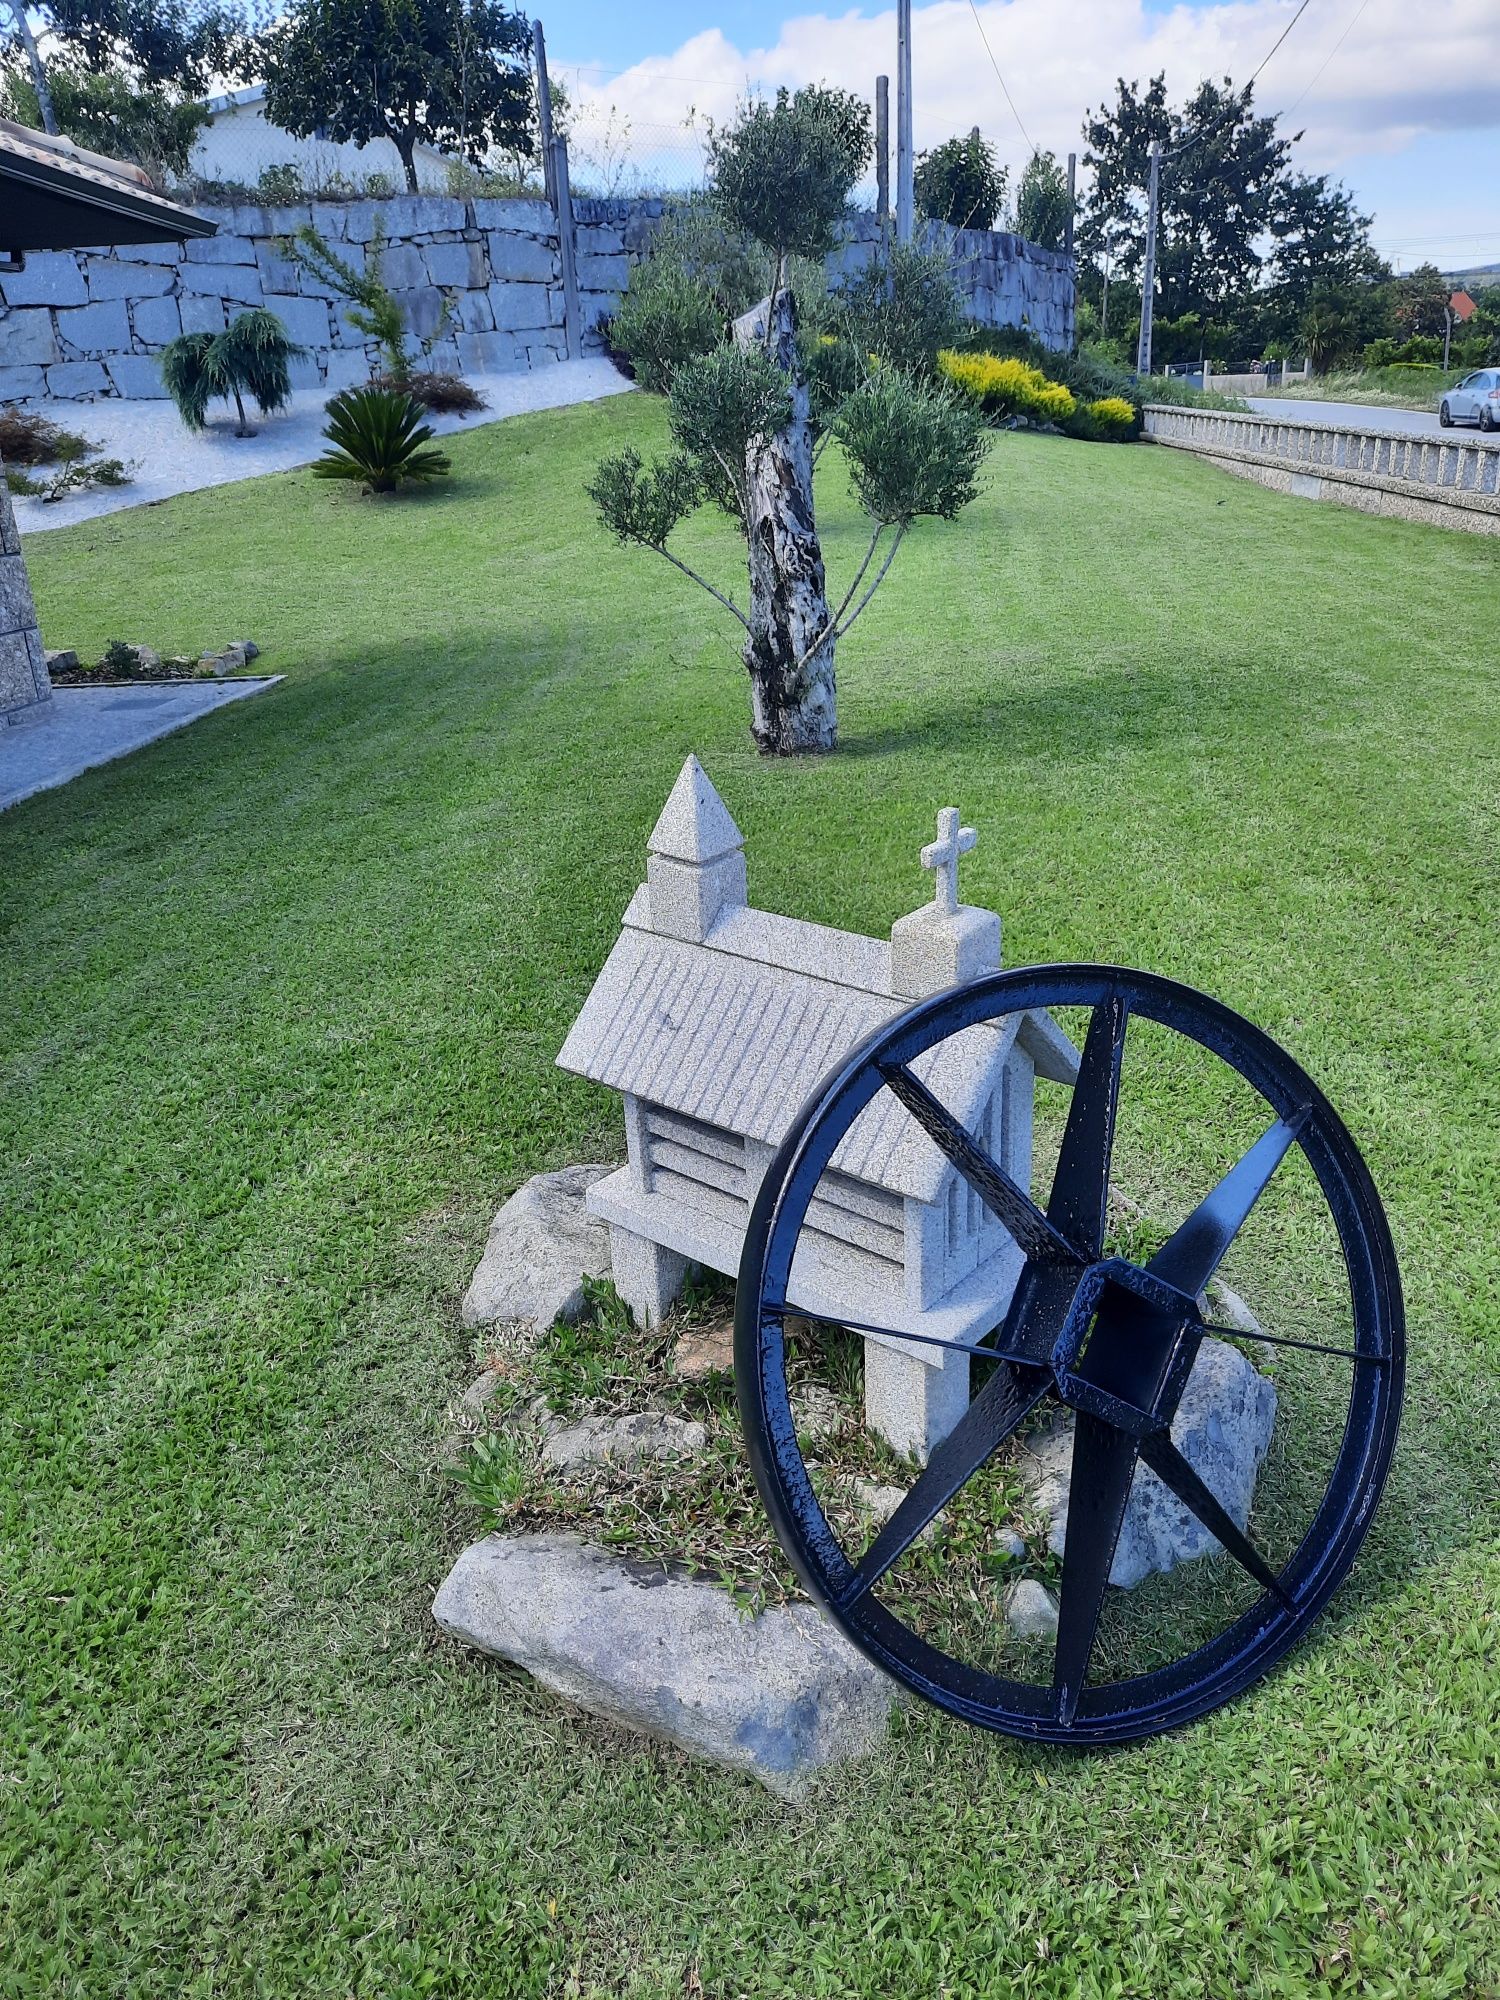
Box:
549 136 582 361
533 19 556 208
895 0 913 245
875 75 889 232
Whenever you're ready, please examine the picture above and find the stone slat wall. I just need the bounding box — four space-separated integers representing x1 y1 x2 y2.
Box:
0 193 1075 404
0 471 47 719
1143 403 1500 537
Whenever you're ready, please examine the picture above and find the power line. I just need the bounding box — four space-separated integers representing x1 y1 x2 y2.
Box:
1247 0 1318 90
1283 0 1370 117
965 0 1036 156
1166 0 1318 161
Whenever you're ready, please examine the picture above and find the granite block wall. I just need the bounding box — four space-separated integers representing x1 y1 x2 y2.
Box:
0 466 48 720
0 193 1076 404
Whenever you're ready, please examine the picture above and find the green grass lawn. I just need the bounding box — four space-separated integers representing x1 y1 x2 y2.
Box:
4 394 1498 1999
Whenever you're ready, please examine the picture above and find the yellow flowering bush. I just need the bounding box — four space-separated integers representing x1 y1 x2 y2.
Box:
937 350 1076 424
1086 395 1137 438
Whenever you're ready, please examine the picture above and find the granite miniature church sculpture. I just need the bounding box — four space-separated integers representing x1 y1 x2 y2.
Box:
557 757 1079 1460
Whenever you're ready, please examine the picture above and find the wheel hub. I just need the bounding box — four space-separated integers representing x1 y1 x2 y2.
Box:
1048 1256 1199 1434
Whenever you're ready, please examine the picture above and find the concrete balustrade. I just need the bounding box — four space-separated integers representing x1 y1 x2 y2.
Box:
1142 403 1500 536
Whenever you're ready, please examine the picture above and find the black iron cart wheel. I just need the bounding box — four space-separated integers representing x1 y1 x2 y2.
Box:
735 966 1404 1746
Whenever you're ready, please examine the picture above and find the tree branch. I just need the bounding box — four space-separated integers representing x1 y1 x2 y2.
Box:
834 521 908 640
650 543 752 633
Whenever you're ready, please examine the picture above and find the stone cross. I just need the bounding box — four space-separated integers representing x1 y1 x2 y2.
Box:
920 807 977 915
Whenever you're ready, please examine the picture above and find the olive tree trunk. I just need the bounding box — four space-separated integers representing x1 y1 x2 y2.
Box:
732 291 837 755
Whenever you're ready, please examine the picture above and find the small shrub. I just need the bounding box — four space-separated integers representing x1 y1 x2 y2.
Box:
311 386 452 494
362 171 395 199
1081 395 1139 440
937 350 1075 425
0 404 90 466
835 244 966 376
608 258 723 393
374 370 486 414
102 638 142 677
5 441 131 500
291 218 419 382
256 163 304 204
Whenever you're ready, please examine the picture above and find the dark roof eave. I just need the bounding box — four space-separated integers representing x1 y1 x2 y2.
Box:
0 150 215 254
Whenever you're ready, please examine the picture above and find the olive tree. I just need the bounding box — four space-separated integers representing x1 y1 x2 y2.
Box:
589 88 989 756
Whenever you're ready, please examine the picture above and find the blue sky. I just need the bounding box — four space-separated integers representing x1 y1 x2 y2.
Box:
547 0 1500 272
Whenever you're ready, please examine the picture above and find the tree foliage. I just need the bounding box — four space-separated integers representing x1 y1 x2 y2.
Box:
6 0 246 95
835 244 966 376
833 371 987 526
262 0 531 194
290 219 442 381
1 61 207 179
159 308 302 435
707 86 869 273
1015 149 1072 251
914 131 1006 231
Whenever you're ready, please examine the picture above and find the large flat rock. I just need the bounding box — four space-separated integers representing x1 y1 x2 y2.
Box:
433 1533 894 1795
1026 1336 1277 1590
461 1166 614 1330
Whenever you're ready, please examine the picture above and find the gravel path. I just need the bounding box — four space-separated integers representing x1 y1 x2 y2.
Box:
12 357 633 534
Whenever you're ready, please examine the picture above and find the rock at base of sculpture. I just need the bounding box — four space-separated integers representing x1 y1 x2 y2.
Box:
1004 1578 1060 1639
1025 1336 1277 1590
461 1166 615 1330
541 1410 707 1475
433 1533 895 1796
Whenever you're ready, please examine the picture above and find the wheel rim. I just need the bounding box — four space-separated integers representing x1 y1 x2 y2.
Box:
735 965 1404 1746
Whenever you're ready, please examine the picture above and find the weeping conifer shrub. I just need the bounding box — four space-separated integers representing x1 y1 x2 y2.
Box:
159 309 303 437
311 386 452 495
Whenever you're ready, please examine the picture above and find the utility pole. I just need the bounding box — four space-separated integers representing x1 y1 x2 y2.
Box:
532 18 556 207
1136 139 1161 378
875 74 889 232
895 0 913 245
8 3 58 136
1064 151 1076 257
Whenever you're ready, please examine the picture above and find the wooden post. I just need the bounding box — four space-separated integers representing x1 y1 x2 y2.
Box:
550 136 582 360
1065 151 1076 256
875 75 889 231
1136 140 1161 379
533 18 556 207
895 0 913 245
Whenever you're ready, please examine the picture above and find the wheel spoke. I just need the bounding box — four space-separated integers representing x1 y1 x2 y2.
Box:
879 1061 1079 1264
1052 1414 1139 1725
1200 1321 1381 1364
765 1304 1036 1367
834 1360 1050 1608
1136 1430 1292 1606
1147 1112 1307 1297
1047 994 1128 1259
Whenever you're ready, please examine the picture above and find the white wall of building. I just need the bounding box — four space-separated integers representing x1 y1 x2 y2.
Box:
190 93 453 193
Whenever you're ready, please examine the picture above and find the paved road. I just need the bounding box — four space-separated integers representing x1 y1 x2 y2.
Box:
1246 395 1498 444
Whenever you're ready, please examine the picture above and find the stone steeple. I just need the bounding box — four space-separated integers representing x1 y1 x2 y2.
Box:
889 806 1001 999
644 755 748 941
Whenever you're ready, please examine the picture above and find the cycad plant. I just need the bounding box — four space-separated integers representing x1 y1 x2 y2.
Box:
159 309 303 437
310 386 452 495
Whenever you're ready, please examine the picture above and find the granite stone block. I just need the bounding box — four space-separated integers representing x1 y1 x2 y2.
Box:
87 260 177 299
0 310 59 367
1 254 87 307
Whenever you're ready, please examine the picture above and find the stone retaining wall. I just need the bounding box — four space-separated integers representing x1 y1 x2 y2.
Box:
1143 403 1500 537
0 193 1075 403
0 472 47 721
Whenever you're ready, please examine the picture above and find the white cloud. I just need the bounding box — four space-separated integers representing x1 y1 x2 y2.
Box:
562 0 1499 189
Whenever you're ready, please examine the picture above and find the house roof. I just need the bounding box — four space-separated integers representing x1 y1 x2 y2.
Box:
1450 289 1476 322
0 118 215 253
557 885 1078 1205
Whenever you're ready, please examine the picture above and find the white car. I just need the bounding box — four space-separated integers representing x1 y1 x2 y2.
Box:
1440 368 1500 431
